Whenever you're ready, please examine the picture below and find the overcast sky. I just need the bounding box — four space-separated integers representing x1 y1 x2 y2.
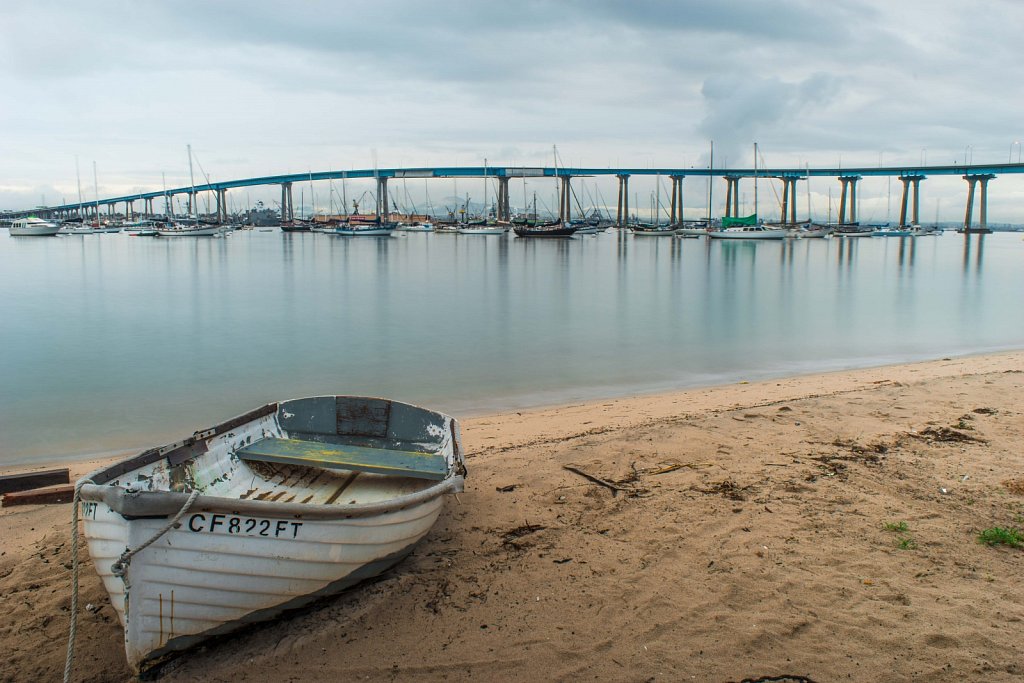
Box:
3 0 1024 222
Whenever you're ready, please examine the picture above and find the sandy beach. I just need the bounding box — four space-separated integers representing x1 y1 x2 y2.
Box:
3 352 1024 682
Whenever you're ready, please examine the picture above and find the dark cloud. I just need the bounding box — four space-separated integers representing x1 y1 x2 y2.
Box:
1 0 1023 221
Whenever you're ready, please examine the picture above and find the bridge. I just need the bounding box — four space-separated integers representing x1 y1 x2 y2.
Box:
10 162 1024 231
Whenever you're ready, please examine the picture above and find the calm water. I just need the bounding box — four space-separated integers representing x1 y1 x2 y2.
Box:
1 228 1022 466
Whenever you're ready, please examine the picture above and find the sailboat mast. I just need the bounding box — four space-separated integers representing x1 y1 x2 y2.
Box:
92 161 100 224
342 171 348 217
707 141 714 224
753 142 758 221
483 158 488 221
162 172 169 217
806 163 812 222
655 173 661 226
75 157 83 208
187 144 196 218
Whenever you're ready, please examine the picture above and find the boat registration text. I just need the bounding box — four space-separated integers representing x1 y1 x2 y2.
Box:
187 513 303 538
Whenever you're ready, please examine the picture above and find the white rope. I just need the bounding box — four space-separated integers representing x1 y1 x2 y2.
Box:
63 484 200 683
111 488 201 588
64 478 94 683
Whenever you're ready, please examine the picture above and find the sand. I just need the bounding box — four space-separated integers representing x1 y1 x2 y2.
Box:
2 352 1024 682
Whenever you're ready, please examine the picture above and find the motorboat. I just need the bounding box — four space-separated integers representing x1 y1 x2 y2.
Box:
74 395 466 674
708 225 787 240
9 216 61 236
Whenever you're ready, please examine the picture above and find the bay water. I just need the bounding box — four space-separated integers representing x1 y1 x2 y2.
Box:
1 229 1021 467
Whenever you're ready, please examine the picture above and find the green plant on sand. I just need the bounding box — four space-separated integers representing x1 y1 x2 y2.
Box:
978 527 1024 548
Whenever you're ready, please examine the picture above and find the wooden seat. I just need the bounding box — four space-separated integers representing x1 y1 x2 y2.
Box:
236 437 448 481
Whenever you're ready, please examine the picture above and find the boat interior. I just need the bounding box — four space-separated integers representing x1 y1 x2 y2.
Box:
92 396 459 507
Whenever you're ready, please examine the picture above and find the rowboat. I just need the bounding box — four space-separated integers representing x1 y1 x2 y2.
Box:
74 395 466 674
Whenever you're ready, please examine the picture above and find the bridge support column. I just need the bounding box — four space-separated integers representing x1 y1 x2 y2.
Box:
789 178 798 224
558 176 571 222
723 176 742 218
616 174 629 226
898 176 911 227
911 177 923 225
837 176 861 224
497 177 511 221
376 177 389 220
781 180 791 225
669 176 684 224
963 174 995 231
216 189 227 223
280 183 294 222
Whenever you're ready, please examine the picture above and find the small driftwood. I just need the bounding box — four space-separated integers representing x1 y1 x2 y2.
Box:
563 465 632 495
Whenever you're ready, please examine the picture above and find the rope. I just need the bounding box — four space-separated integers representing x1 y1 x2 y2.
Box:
64 478 94 683
63 484 199 683
111 488 201 588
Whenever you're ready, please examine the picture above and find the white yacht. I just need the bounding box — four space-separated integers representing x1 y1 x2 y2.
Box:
9 216 61 236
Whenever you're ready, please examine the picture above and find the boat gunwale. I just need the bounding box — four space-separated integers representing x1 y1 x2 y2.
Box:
78 476 463 520
78 395 465 520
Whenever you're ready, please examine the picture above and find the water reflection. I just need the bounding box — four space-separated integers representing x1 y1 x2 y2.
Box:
1 229 1022 465
962 233 986 275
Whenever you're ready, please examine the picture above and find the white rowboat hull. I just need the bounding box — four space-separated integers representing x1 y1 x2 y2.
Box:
79 396 465 674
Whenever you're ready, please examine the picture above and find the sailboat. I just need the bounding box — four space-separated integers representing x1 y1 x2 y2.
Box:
709 143 786 240
157 146 225 237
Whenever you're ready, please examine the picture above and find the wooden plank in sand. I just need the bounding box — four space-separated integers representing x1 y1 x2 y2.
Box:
0 468 70 494
2 483 76 507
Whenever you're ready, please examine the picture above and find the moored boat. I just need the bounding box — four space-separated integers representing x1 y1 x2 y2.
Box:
512 219 577 237
630 223 678 236
9 216 61 236
676 221 711 237
156 219 225 237
73 395 466 674
456 223 505 235
832 223 875 237
708 225 787 240
123 219 159 236
872 226 916 237
397 221 434 232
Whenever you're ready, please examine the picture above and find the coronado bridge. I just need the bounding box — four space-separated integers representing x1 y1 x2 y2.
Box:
10 162 1024 230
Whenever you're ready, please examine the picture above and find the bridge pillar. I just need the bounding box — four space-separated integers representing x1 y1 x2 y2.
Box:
497 177 511 221
911 177 923 225
616 174 629 226
559 176 572 221
215 189 224 223
789 178 798 224
723 176 742 218
280 183 294 222
837 176 861 224
963 174 995 231
781 180 791 225
376 177 389 220
669 175 684 224
898 176 911 227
